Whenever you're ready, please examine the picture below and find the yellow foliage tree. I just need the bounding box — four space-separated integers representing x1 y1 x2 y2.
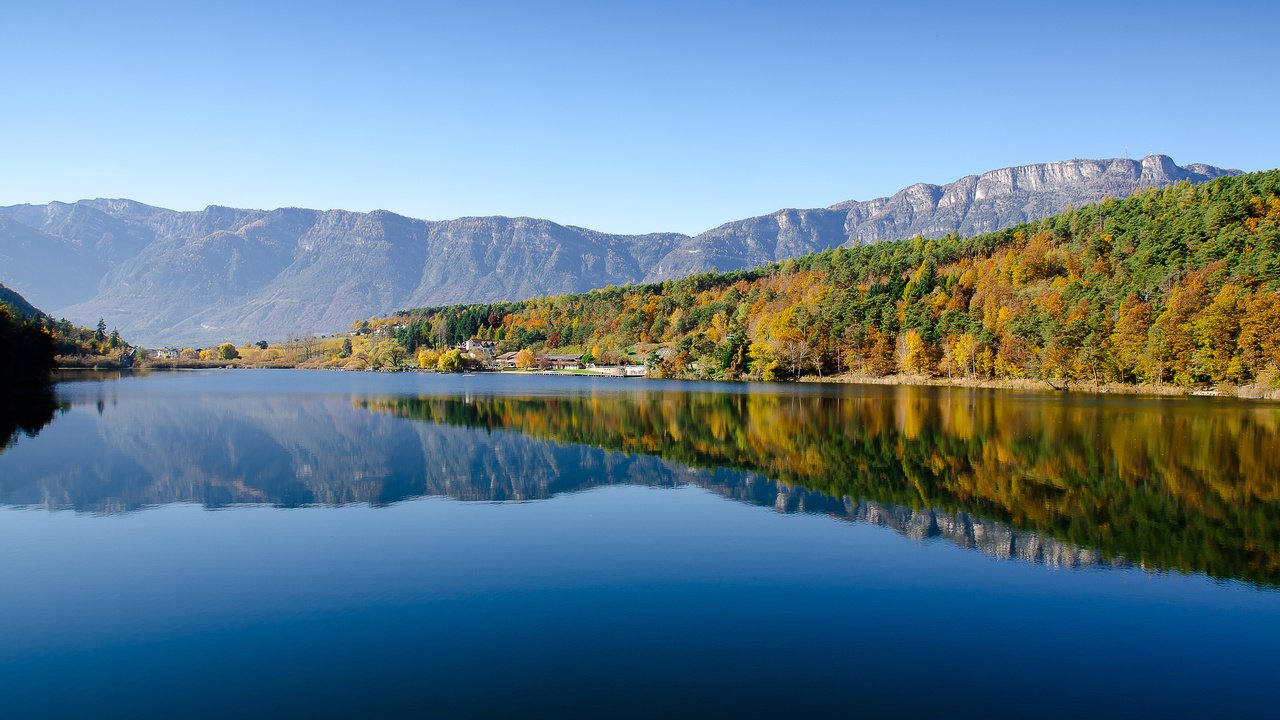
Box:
900 330 928 374
437 349 463 373
416 347 440 369
951 334 977 378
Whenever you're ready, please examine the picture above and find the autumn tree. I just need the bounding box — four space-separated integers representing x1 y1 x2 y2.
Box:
416 347 440 369
899 329 928 374
950 334 977 379
438 349 463 373
1109 294 1153 383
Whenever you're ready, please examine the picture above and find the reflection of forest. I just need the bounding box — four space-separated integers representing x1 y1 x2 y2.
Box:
0 391 59 451
363 390 1280 586
0 387 1275 585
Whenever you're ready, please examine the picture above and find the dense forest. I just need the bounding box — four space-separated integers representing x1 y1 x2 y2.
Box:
379 170 1280 387
0 284 58 387
0 305 56 388
364 391 1280 586
0 283 133 384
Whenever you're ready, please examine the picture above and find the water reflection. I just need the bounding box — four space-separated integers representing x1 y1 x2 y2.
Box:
1 377 1276 585
0 390 60 451
365 391 1280 585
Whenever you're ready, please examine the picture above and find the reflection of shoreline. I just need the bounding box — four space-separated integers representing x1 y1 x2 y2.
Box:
363 393 1280 586
0 450 1123 575
1 385 1274 585
0 391 1126 575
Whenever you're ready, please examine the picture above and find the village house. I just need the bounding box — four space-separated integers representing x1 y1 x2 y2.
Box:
495 351 520 368
541 353 584 370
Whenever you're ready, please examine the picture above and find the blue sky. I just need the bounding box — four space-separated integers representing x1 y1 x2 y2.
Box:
3 0 1277 235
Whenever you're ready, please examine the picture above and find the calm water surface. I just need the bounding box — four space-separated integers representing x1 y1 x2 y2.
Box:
0 370 1277 718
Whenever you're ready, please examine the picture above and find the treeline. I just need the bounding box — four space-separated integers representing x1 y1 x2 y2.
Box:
45 317 133 360
380 170 1280 387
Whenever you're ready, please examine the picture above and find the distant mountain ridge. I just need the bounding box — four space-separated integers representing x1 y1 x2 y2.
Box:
646 155 1239 279
0 154 1238 345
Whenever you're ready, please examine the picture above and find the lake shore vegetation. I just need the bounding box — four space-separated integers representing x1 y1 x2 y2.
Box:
359 171 1280 393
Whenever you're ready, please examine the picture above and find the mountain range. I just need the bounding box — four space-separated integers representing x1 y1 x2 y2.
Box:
0 154 1238 346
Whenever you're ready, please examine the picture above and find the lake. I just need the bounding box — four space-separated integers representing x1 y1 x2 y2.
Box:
1 370 1277 718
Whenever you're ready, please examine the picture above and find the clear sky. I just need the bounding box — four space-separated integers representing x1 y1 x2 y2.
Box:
3 0 1277 235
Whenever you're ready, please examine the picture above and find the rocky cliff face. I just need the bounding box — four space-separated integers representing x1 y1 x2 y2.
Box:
0 155 1237 345
644 155 1239 280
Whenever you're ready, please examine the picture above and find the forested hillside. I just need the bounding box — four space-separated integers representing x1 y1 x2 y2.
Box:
386 170 1280 388
0 284 56 387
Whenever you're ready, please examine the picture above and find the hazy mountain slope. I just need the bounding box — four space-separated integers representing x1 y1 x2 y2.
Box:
0 216 104 310
213 218 684 342
644 155 1240 280
406 217 684 307
0 282 44 319
0 155 1237 345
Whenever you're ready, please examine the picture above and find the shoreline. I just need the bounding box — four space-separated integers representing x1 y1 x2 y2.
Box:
798 372 1280 401
72 363 1280 402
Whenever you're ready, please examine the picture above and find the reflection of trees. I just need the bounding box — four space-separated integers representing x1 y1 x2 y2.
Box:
5 383 1277 585
0 389 1122 573
0 390 60 451
362 390 1280 586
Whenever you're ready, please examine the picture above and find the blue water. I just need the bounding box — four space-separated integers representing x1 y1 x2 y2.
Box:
0 370 1276 718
